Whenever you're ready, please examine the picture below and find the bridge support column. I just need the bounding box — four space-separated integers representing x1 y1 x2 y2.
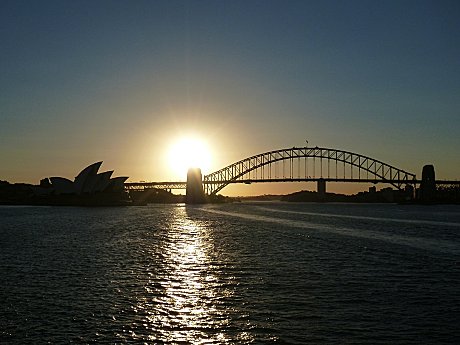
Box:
186 168 206 204
419 165 436 203
317 179 326 200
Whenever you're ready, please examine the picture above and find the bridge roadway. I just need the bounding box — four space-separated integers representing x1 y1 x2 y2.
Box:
125 182 186 190
124 178 460 191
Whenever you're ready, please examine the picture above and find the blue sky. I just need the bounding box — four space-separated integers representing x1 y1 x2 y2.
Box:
1 0 459 194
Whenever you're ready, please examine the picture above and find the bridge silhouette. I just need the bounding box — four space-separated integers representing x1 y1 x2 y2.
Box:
125 146 459 196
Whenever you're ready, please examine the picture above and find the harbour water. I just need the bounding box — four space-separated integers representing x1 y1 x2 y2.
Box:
1 202 459 344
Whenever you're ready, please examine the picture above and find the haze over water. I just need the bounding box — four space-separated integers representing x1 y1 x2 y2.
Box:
1 203 459 343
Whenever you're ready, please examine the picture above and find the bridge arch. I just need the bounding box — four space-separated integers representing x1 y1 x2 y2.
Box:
203 147 416 195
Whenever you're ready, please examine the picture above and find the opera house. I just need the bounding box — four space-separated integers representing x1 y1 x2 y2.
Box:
35 162 130 205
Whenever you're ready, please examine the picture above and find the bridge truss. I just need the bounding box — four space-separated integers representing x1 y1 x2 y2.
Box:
203 147 417 195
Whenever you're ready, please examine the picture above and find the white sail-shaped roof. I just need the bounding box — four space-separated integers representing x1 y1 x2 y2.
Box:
82 173 101 194
74 162 102 194
42 162 129 199
94 171 114 192
50 177 75 194
107 176 128 192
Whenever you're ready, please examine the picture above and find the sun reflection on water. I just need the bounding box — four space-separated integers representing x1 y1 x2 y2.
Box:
134 206 241 344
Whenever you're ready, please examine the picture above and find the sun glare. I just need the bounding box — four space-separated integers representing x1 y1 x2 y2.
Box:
168 137 212 179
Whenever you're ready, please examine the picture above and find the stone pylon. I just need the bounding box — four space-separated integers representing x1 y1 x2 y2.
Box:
185 168 206 204
419 164 436 203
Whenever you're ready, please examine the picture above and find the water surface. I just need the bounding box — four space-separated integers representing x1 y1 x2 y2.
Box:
1 203 459 343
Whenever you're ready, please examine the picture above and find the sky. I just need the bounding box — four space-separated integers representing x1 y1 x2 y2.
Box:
1 0 459 196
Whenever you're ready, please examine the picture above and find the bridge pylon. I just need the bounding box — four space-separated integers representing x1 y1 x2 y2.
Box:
317 179 326 199
186 168 206 204
419 165 436 203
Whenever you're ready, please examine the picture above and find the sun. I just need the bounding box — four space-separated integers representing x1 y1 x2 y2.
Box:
168 136 212 179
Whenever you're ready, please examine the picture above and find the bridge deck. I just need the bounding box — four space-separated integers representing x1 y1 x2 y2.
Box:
125 179 460 190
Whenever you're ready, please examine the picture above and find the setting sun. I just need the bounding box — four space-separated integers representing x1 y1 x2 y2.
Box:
168 136 212 179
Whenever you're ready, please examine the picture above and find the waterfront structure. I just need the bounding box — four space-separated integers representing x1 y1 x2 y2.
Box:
419 165 436 203
127 146 459 202
34 162 129 205
40 162 127 195
185 168 206 204
317 178 326 199
203 146 418 195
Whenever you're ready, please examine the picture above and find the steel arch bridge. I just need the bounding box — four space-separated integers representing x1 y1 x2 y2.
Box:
203 146 417 195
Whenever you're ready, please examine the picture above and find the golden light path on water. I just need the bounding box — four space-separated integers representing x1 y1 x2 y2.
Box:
133 206 254 344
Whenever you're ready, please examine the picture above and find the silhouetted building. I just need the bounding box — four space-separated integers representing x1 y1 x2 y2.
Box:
404 184 414 201
419 164 436 203
129 188 184 204
186 168 206 204
38 162 128 195
317 179 326 195
33 162 129 205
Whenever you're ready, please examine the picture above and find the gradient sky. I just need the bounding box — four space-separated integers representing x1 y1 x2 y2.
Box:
1 0 459 195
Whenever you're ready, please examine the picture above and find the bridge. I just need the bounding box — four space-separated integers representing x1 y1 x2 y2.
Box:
125 146 459 199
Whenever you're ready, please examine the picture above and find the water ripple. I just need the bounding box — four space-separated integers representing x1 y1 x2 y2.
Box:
1 204 459 343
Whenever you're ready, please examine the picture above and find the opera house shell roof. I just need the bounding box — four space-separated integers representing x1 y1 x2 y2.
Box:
43 162 128 196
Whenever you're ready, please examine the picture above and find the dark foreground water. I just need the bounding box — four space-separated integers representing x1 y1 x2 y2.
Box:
1 202 459 344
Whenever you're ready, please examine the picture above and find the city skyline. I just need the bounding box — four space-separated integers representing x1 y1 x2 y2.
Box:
1 1 459 196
